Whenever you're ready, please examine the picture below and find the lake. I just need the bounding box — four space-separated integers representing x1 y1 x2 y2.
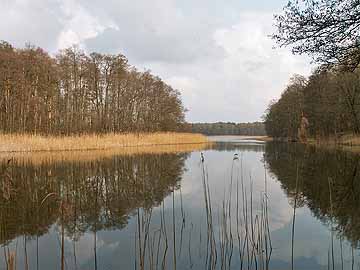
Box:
1 137 359 270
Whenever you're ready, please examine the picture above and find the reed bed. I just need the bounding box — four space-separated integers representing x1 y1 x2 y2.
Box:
0 132 210 165
0 132 208 153
58 150 273 270
3 248 16 270
132 152 273 270
203 153 272 270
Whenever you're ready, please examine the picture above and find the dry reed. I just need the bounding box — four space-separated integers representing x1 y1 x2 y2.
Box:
3 248 16 270
0 133 211 165
199 152 272 270
0 132 209 153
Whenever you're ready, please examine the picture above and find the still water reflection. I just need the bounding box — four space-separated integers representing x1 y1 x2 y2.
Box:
0 139 359 269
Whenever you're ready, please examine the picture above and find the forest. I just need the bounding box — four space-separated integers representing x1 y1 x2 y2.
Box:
0 41 185 135
189 122 266 136
265 0 360 141
264 68 360 140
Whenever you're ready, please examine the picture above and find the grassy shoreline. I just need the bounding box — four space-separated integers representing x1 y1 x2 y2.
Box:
309 134 360 146
0 132 209 153
0 143 213 165
269 133 360 153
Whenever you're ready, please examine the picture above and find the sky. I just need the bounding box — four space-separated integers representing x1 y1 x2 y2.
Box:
1 0 313 123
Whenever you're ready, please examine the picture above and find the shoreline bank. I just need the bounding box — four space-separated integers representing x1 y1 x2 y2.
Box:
240 136 273 142
0 132 210 153
0 142 212 165
269 134 360 153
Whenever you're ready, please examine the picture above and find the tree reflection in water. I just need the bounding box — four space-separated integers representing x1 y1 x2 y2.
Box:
264 142 360 247
2 141 360 269
0 153 187 246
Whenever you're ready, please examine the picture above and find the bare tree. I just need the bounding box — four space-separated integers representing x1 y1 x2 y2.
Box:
273 0 360 70
0 41 186 135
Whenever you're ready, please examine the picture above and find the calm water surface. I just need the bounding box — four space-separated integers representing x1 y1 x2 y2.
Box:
1 137 360 270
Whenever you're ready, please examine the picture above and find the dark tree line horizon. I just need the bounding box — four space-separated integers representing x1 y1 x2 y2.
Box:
0 41 185 135
188 122 266 136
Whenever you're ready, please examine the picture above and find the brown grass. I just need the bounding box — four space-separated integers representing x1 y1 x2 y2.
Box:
0 132 211 165
337 133 360 146
0 132 209 153
298 133 360 153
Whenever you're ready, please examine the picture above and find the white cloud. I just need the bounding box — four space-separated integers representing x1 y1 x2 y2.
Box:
0 0 312 122
153 12 312 122
0 0 64 51
56 0 114 50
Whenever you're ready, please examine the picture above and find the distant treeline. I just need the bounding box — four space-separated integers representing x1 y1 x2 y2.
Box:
264 68 360 140
0 41 185 135
188 122 266 136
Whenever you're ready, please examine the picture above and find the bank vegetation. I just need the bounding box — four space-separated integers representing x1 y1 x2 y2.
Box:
0 133 209 153
188 122 266 136
266 0 360 145
264 70 360 143
0 41 211 152
0 41 185 135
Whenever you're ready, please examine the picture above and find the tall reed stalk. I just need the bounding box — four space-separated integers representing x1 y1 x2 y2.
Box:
291 164 299 270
